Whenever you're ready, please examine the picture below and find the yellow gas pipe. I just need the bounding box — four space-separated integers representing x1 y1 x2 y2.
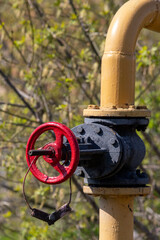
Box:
83 0 160 239
84 0 160 117
83 187 150 240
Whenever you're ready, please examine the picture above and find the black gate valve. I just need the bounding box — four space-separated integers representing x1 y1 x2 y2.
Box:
25 118 149 190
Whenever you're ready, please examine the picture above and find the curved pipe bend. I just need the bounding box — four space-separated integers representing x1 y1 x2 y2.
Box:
101 0 160 109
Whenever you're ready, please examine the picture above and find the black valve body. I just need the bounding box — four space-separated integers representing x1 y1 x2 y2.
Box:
69 117 149 187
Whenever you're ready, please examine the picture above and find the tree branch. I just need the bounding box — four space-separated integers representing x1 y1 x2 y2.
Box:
24 0 35 66
72 176 99 214
142 131 160 158
135 71 159 101
0 108 38 123
0 102 25 108
0 69 40 121
69 0 101 66
0 17 28 65
134 217 159 240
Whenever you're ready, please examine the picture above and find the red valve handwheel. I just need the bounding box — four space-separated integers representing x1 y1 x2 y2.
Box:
26 122 79 184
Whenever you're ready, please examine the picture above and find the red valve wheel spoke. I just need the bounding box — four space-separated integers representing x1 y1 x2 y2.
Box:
54 129 63 149
54 163 68 176
42 129 64 166
26 122 79 184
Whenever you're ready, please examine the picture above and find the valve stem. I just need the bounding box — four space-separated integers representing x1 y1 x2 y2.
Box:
28 149 55 156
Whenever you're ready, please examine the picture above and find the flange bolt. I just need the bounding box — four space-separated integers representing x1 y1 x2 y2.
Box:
77 126 83 133
109 138 116 145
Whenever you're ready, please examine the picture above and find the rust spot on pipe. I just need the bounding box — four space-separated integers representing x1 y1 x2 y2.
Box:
128 204 133 213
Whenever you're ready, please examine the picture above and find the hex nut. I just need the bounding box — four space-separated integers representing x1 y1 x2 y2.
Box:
95 126 101 134
87 105 99 109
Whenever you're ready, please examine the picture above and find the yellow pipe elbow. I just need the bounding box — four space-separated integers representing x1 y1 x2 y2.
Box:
101 0 160 109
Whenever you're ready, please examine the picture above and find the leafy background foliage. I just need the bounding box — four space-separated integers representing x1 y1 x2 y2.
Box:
0 0 160 239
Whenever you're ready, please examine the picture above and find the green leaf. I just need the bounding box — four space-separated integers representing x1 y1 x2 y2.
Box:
2 211 12 218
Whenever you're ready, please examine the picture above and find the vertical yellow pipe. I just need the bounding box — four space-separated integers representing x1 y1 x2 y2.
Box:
83 186 151 240
101 0 160 109
99 196 134 240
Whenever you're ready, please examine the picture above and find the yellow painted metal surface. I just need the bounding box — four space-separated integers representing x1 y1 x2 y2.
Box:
83 186 151 240
101 0 160 109
83 186 151 196
99 196 134 240
83 106 151 117
84 0 160 117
